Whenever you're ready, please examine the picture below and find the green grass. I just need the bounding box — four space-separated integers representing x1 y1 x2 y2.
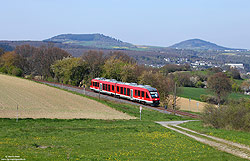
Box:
0 119 246 161
180 121 250 147
178 87 209 101
178 87 250 102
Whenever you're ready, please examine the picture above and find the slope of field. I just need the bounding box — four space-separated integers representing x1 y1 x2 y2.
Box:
0 74 135 119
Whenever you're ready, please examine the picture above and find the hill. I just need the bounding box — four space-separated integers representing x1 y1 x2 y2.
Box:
0 74 134 119
44 33 137 50
169 39 244 51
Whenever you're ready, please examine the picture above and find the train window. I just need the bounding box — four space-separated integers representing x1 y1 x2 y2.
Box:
108 85 110 91
121 87 123 94
112 85 114 91
124 88 126 95
117 86 119 92
146 93 149 98
150 91 159 98
138 90 141 97
127 88 130 96
97 83 99 87
142 91 145 97
135 90 137 96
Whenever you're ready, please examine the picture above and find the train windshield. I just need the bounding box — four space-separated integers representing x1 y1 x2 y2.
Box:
150 91 159 98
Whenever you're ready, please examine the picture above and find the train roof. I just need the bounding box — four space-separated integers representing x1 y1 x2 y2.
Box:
93 78 157 91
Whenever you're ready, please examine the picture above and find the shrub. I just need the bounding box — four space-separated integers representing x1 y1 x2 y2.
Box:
25 74 34 79
200 94 219 104
0 66 8 73
201 104 226 128
195 81 205 88
46 77 55 82
232 82 242 93
201 99 250 131
11 67 23 77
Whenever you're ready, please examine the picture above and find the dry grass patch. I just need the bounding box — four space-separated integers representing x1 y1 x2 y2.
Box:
0 74 135 120
177 97 207 112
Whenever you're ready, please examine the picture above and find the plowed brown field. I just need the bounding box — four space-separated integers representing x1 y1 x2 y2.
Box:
0 74 135 120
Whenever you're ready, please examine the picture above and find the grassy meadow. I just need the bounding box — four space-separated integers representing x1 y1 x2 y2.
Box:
178 87 250 101
0 118 246 161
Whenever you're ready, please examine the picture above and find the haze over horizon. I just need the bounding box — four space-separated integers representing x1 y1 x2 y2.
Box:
1 0 250 49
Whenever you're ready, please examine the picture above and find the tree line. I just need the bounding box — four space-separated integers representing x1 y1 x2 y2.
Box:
0 44 247 107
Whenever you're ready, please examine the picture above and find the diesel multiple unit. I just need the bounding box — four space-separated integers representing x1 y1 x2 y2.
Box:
90 78 160 106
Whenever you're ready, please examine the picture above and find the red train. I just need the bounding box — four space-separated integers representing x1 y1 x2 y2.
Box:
90 78 160 106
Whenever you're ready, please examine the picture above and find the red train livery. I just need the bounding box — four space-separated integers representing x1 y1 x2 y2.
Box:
90 78 160 106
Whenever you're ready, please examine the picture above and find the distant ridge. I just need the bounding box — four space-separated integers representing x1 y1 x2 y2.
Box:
169 39 244 51
44 33 136 49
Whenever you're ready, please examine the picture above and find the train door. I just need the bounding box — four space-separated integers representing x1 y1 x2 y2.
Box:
100 83 103 91
130 89 133 100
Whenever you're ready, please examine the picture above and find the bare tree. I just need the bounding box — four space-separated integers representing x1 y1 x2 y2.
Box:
81 50 106 79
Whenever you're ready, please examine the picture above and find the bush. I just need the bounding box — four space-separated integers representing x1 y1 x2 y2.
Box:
25 74 34 79
11 67 23 77
46 77 55 82
0 66 8 73
201 99 250 131
200 94 219 104
195 81 205 88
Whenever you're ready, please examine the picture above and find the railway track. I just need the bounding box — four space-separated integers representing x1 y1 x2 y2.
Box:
34 79 200 119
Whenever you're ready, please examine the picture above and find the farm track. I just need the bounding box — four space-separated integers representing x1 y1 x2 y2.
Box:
157 121 250 160
35 80 200 119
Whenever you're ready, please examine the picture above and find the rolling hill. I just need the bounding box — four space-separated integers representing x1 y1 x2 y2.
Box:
169 39 244 51
44 33 137 50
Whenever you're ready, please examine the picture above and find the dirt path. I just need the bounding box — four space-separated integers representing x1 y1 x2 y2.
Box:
156 121 250 160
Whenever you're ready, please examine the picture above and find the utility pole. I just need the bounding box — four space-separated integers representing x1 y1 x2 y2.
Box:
173 82 177 115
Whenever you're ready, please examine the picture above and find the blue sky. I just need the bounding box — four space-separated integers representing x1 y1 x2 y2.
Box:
1 0 250 49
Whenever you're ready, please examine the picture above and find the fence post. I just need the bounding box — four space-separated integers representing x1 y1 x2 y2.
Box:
16 104 18 122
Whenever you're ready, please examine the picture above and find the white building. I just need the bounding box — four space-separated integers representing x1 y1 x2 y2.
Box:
225 63 244 69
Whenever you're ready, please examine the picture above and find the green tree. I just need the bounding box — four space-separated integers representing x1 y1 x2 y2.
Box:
102 53 138 82
51 57 89 86
207 72 232 105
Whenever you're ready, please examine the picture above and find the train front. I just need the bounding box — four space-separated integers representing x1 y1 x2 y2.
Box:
149 89 160 106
